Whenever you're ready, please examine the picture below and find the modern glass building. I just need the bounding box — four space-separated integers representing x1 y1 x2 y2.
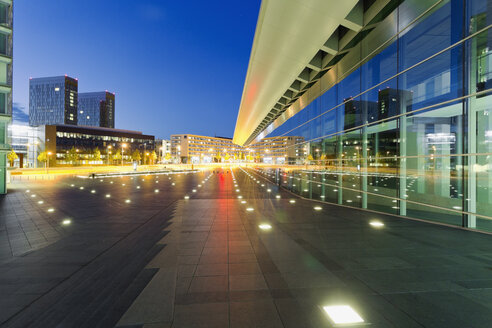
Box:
29 75 78 126
234 0 492 231
0 0 12 194
78 91 115 128
45 125 154 165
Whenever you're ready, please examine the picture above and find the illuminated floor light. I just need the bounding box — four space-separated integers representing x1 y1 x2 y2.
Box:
184 195 190 199
137 186 141 189
38 200 44 204
453 206 462 210
198 185 202 187
47 208 55 213
259 224 272 230
322 305 364 325
125 199 131 203
91 190 96 193
261 184 265 187
155 189 159 193
110 181 113 184
192 189 197 192
241 200 247 204
62 219 72 225
26 189 30 193
276 195 281 199
370 220 384 228
289 199 296 204
392 206 399 209
70 184 75 187
267 189 271 192
80 187 84 190
31 194 36 198
122 184 126 186
106 194 111 198
346 200 352 203
304 189 308 192
172 183 175 186
246 207 254 212
314 206 322 211
320 195 325 198
238 195 243 199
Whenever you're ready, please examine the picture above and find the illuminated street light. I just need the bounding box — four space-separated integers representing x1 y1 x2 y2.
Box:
121 143 127 166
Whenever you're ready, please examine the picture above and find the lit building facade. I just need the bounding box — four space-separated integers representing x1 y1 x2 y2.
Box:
29 75 78 126
45 125 154 165
77 91 115 128
8 124 44 168
0 0 12 194
234 0 492 231
171 134 245 164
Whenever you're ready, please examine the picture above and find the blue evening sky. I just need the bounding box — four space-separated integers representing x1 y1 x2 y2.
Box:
13 0 260 139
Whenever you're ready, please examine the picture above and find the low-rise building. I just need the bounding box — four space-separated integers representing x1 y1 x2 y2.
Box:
45 125 154 165
171 134 244 164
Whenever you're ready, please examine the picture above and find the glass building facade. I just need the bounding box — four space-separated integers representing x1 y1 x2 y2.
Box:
0 0 12 194
78 91 115 128
245 0 492 232
29 75 78 126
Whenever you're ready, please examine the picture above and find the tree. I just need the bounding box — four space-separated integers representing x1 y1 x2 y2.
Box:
37 151 48 164
224 153 230 162
7 149 18 167
164 153 172 162
132 149 141 163
113 149 122 163
306 154 314 162
66 147 80 164
215 152 222 163
92 148 101 162
150 151 157 164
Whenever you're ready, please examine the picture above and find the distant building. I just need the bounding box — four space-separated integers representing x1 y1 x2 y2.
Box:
0 0 13 194
44 125 154 165
77 91 115 128
29 75 78 126
8 124 44 168
171 134 244 164
155 139 171 162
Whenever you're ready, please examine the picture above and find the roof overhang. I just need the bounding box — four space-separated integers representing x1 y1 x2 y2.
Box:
233 0 361 146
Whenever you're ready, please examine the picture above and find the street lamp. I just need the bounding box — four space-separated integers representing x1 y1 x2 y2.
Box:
107 145 112 165
46 151 52 174
121 143 127 166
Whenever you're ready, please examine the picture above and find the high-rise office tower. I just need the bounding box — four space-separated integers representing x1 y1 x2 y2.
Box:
77 91 115 128
29 75 78 126
0 0 13 194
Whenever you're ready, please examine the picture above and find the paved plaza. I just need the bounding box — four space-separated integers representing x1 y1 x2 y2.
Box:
1 168 492 327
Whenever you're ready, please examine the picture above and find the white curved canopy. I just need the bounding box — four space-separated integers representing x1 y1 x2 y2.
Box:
233 0 360 146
